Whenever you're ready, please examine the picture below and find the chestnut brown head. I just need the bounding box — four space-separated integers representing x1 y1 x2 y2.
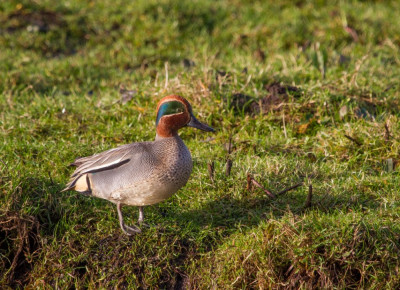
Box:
155 95 214 138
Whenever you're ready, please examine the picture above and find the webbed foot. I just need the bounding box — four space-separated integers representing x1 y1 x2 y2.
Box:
121 224 142 235
117 203 142 235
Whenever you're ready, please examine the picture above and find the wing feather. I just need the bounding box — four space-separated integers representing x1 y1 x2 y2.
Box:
62 143 149 192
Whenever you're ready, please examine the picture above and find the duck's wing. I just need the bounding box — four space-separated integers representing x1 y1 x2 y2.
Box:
62 142 151 192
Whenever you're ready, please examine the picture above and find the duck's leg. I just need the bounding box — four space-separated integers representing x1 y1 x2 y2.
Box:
138 206 144 223
117 203 141 235
138 206 150 227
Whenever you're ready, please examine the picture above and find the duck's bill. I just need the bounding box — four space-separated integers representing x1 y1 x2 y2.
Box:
187 115 215 132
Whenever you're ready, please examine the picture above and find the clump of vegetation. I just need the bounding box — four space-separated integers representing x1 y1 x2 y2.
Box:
1 0 400 288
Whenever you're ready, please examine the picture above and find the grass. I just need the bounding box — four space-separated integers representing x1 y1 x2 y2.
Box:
1 0 400 288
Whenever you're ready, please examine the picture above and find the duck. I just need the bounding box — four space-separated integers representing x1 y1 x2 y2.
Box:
62 95 214 235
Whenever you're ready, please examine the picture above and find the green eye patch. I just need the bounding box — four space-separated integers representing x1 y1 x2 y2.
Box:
156 101 186 125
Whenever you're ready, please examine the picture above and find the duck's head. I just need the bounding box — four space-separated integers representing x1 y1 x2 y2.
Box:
155 95 215 138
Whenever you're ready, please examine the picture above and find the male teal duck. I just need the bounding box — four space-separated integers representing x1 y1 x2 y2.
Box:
63 95 214 235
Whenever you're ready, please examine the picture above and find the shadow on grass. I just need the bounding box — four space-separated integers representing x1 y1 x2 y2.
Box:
0 174 385 288
169 187 383 232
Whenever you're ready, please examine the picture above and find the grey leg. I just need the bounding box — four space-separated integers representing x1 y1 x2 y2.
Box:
138 206 144 223
138 206 150 227
117 203 141 235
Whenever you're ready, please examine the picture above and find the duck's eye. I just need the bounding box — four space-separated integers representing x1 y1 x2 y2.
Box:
156 101 186 125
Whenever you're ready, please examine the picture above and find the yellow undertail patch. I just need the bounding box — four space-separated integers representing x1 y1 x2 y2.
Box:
74 174 91 192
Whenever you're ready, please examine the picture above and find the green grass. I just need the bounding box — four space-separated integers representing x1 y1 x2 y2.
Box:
1 0 400 288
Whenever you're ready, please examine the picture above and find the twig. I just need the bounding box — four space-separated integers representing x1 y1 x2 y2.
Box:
275 182 303 196
251 178 275 198
344 134 362 146
246 174 275 198
304 184 313 208
225 135 233 177
246 174 303 198
164 62 169 89
0 158 8 173
344 26 359 42
225 159 232 176
200 137 216 143
246 174 252 191
242 250 254 265
227 135 233 154
350 54 368 87
282 112 287 139
285 264 294 277
231 275 241 286
48 171 54 185
207 161 214 183
384 122 391 141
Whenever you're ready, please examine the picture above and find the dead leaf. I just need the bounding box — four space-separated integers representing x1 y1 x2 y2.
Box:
132 105 145 112
297 123 309 134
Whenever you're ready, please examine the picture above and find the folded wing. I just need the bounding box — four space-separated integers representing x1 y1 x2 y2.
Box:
62 143 148 192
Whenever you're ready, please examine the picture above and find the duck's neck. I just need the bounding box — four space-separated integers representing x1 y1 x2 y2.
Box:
155 133 180 141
